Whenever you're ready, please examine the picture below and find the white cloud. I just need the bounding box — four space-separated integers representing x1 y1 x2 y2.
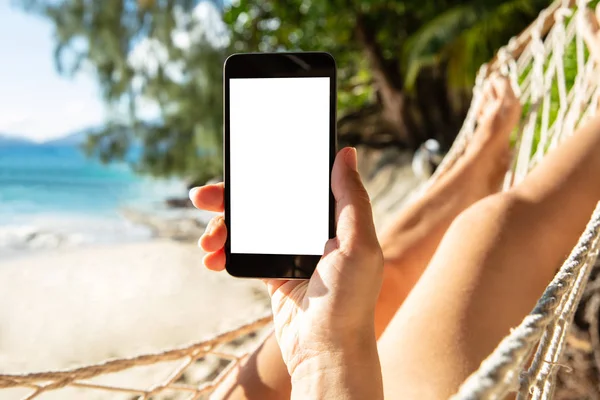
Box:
65 101 87 115
2 0 233 145
0 4 107 143
0 94 106 143
1 0 229 143
0 113 31 132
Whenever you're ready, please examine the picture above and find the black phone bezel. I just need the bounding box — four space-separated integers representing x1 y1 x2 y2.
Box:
223 52 337 279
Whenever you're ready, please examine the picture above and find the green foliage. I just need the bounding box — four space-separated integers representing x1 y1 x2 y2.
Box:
515 8 590 158
404 0 551 90
224 0 549 110
17 0 550 182
223 0 375 113
18 0 225 184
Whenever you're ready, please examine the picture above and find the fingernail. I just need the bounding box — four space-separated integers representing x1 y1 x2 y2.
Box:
189 187 200 201
345 147 358 172
205 219 214 235
211 216 223 234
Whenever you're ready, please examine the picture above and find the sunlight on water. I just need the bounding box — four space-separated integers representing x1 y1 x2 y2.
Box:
0 144 193 257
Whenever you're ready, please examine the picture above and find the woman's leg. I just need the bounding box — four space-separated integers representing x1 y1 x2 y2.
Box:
210 336 292 400
211 77 519 400
375 77 519 333
379 95 600 398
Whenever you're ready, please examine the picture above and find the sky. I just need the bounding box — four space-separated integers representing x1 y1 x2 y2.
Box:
0 0 228 143
0 0 106 142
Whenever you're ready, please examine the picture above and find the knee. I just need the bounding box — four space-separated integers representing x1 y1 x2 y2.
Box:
442 191 536 262
452 191 525 233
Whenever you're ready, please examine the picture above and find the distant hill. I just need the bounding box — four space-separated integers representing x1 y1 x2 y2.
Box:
0 134 34 147
43 131 88 147
0 128 140 157
0 130 91 148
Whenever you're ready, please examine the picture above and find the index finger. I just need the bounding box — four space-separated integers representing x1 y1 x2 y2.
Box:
189 183 224 212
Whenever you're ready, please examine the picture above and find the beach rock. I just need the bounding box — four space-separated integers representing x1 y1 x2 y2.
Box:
165 197 193 209
0 225 85 255
120 208 207 242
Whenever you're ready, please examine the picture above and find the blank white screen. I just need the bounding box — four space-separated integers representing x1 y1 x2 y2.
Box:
229 77 330 255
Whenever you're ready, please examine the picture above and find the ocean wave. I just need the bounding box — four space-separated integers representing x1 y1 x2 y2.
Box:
0 215 153 258
0 225 86 252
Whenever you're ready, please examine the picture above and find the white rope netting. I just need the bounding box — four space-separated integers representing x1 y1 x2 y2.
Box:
0 316 273 399
448 0 600 398
2 0 600 398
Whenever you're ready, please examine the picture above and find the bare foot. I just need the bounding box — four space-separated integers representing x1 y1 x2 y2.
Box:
462 75 521 192
374 76 522 337
581 5 600 65
424 76 520 196
380 75 521 271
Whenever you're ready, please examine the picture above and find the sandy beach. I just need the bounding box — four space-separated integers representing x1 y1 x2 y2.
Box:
0 240 271 399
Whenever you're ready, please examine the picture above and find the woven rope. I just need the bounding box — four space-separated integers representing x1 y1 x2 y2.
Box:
449 0 600 398
2 0 600 399
0 315 272 399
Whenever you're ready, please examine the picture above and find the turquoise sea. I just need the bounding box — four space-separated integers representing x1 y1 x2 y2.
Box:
0 142 192 258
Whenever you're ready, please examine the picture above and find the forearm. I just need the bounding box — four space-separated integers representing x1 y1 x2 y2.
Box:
375 153 488 337
212 334 291 400
290 335 383 400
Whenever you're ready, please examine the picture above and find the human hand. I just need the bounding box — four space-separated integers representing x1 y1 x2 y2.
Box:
190 147 384 398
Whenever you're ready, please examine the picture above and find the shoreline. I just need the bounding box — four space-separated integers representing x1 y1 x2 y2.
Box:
0 238 270 399
0 203 215 261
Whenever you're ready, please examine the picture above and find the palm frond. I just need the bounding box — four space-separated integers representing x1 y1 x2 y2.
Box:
444 0 547 88
402 0 548 90
403 4 479 90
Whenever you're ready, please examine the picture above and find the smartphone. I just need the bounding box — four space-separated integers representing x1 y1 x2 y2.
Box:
223 52 336 279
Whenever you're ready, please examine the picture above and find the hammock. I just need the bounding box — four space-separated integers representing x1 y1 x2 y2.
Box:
2 0 600 398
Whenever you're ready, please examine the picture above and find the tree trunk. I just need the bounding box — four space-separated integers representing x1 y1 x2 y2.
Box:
337 74 469 153
355 14 416 148
353 15 471 151
411 66 469 149
337 104 406 149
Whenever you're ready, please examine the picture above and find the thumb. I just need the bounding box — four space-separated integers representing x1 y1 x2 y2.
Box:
330 147 378 253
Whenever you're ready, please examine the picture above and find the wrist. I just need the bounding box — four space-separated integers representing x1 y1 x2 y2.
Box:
290 327 383 400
